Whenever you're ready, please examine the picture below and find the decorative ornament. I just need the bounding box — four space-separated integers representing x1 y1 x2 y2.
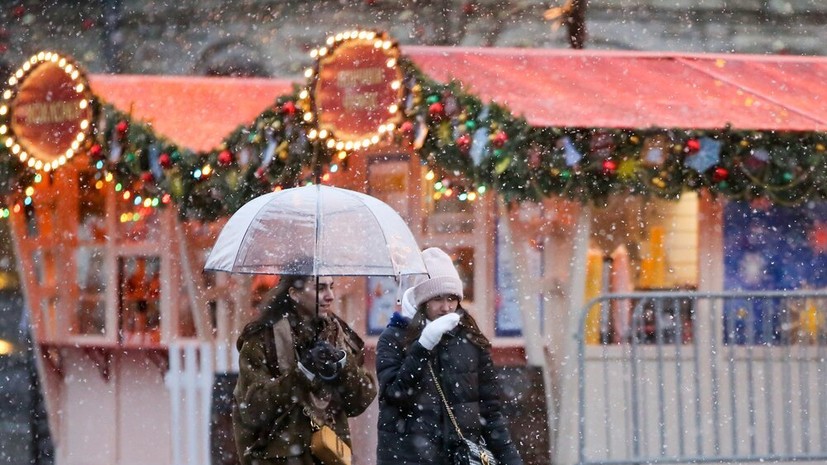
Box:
491 131 508 148
456 134 471 153
159 153 172 169
305 29 403 153
429 102 445 121
1 51 95 172
685 137 722 172
281 101 296 116
686 138 701 153
89 144 103 160
116 120 129 136
602 159 617 175
590 130 614 158
400 120 415 139
218 149 233 166
140 171 154 183
616 159 639 179
713 167 729 182
641 135 668 167
558 136 583 166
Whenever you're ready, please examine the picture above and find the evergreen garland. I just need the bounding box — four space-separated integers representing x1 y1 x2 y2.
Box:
2 55 827 220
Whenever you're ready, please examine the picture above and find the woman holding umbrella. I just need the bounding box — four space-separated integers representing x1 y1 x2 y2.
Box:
375 248 523 465
232 272 377 465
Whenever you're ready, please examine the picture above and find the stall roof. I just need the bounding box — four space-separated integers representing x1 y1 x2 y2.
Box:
88 47 827 152
89 75 295 152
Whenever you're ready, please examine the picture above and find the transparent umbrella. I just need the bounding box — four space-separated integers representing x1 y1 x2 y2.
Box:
204 184 427 278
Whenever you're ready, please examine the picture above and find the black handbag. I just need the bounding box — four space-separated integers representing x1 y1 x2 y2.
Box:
428 363 498 465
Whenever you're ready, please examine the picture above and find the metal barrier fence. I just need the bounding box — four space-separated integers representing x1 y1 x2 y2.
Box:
575 290 827 465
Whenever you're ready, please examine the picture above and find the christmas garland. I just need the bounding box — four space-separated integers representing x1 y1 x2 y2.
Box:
2 56 827 221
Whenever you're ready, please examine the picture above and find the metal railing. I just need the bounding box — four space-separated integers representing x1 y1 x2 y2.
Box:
575 290 827 465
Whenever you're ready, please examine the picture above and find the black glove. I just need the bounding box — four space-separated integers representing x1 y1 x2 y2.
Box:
299 341 346 381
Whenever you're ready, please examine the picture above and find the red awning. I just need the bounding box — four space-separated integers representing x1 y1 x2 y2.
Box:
404 46 827 132
87 47 827 152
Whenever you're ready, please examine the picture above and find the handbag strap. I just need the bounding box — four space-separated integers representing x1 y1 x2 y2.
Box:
427 362 466 441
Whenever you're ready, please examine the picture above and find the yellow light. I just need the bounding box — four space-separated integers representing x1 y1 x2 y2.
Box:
24 187 34 196
322 173 330 182
386 58 397 68
319 129 328 138
143 198 151 208
467 192 477 201
0 106 7 115
0 339 13 355
391 81 400 90
105 172 114 182
425 170 435 181
326 139 335 148
95 180 104 189
2 90 10 99
202 164 212 176
337 151 347 160
123 191 131 200
0 126 5 135
303 112 313 122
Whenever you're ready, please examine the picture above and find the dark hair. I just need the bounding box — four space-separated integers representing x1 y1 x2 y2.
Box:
236 274 310 349
403 303 491 350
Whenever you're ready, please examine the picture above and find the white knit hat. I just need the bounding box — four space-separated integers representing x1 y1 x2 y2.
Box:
412 247 464 307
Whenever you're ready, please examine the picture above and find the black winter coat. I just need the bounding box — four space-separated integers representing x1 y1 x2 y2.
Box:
376 312 523 465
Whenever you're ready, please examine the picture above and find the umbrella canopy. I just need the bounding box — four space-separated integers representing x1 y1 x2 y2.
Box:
204 184 427 277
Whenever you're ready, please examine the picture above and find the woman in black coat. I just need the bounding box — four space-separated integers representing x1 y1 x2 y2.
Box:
375 247 523 465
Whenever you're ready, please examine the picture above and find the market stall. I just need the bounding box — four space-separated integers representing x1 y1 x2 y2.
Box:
2 31 827 465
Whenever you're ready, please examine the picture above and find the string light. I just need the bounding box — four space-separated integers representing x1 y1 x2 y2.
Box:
301 29 402 156
0 51 94 173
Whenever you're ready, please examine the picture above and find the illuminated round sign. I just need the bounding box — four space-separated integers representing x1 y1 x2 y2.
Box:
1 51 94 172
301 30 404 152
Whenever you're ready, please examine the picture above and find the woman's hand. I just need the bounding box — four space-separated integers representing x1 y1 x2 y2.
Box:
418 313 461 350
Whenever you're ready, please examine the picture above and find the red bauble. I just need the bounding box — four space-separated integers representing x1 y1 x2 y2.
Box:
115 120 129 135
281 101 297 116
89 144 103 160
140 172 154 183
428 102 445 120
713 167 729 182
255 167 266 180
602 159 618 174
492 131 508 148
218 150 233 166
400 120 415 137
158 153 172 169
686 138 701 153
159 153 172 169
456 134 472 153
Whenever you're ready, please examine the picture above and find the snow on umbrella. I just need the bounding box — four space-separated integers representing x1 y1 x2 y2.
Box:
204 184 427 278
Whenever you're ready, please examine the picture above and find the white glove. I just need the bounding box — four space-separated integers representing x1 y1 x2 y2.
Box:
401 288 417 319
418 313 461 350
